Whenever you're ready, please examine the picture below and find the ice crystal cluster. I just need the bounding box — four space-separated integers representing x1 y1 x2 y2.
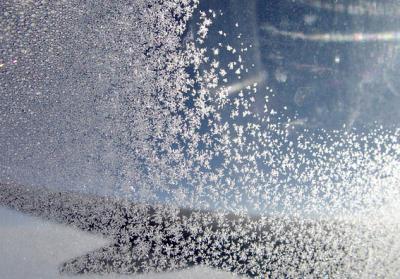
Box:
1 0 400 278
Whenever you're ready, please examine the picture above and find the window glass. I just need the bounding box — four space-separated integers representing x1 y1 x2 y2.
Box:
1 0 399 277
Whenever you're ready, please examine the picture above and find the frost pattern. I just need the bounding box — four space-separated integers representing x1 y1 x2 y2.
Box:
1 0 400 278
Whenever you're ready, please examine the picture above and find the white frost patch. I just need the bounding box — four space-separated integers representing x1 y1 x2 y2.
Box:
0 207 109 278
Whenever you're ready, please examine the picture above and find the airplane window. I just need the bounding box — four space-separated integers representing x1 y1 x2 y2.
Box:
1 0 399 278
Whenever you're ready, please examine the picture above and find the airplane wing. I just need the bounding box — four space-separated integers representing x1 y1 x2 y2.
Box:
0 182 355 278
0 182 131 238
